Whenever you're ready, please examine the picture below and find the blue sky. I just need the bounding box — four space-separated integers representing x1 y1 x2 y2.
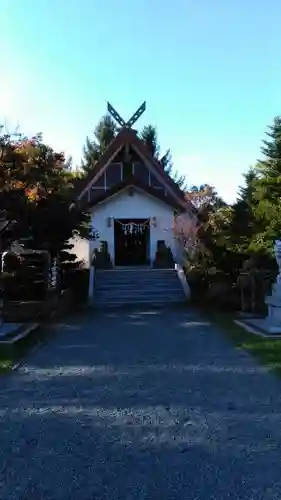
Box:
1 0 280 202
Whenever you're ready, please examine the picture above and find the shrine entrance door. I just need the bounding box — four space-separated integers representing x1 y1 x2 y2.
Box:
114 218 150 266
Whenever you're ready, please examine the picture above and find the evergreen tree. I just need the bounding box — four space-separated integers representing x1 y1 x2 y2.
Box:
253 116 281 201
260 116 281 172
82 115 117 174
140 125 186 189
250 116 281 252
230 167 259 251
140 125 160 158
237 167 258 203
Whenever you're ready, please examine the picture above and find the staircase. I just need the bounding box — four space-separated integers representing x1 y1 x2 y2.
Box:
93 267 188 308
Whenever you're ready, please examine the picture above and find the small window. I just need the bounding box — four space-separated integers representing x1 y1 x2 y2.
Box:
106 163 122 187
134 163 149 184
123 162 133 179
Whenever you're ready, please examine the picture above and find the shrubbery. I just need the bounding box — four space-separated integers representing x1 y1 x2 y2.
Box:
182 117 281 312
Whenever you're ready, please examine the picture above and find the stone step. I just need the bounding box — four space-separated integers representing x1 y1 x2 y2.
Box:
95 298 187 307
96 284 182 291
96 270 177 277
97 277 180 285
97 285 184 293
97 290 184 297
97 283 181 291
93 268 188 308
96 276 178 286
94 300 186 309
96 290 186 298
97 271 178 279
96 290 185 301
97 268 175 272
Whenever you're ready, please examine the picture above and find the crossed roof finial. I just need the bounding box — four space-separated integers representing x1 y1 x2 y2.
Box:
107 101 146 129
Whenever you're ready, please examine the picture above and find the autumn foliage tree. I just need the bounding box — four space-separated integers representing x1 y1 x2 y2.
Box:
180 184 246 282
0 128 90 270
171 185 222 263
172 212 199 261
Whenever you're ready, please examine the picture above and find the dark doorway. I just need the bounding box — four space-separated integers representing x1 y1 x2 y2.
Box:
114 219 150 266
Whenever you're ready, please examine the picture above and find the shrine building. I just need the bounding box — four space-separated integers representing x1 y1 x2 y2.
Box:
75 102 193 269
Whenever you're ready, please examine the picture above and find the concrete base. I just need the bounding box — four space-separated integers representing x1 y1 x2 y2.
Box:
236 318 281 338
0 322 22 339
246 282 281 336
0 323 39 345
236 281 281 337
261 321 281 334
236 311 261 319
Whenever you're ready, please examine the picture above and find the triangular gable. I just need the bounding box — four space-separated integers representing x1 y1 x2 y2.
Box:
76 127 194 213
130 133 183 195
129 135 185 202
76 128 132 199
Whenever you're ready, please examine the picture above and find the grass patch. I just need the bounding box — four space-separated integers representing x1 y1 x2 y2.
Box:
0 358 14 371
205 310 281 376
0 343 16 372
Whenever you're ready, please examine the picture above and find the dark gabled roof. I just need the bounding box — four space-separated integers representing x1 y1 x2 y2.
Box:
76 127 190 208
84 175 185 212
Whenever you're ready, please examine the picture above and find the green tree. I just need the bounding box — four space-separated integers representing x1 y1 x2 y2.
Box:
140 125 186 189
237 167 258 203
82 115 117 174
259 116 281 179
250 116 281 252
230 167 259 252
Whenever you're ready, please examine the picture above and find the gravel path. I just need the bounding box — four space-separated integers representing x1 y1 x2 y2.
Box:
0 307 281 499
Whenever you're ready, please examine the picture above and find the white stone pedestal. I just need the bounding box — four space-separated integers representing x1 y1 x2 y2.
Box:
263 282 281 334
241 283 281 336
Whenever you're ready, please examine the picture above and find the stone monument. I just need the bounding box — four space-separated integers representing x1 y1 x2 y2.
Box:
275 240 281 283
261 239 281 334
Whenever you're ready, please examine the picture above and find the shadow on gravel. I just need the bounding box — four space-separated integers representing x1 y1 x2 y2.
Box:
1 308 281 499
